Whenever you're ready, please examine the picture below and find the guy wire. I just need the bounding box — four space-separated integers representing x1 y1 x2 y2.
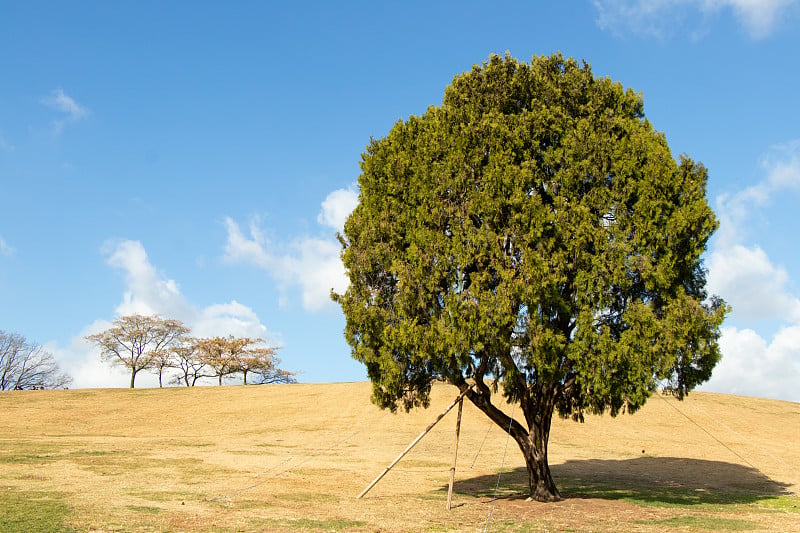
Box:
484 401 516 533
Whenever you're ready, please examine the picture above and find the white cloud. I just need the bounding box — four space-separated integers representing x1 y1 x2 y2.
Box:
192 301 272 340
703 326 800 401
223 217 275 270
317 187 359 232
594 0 798 39
224 217 348 311
224 189 357 312
704 141 800 401
40 88 89 134
293 237 349 310
707 243 800 322
103 240 194 319
53 240 277 388
0 236 14 257
102 239 271 339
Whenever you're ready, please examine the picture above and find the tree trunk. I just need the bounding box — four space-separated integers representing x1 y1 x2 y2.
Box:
517 393 560 502
218 375 223 386
518 415 560 502
158 370 163 388
465 384 561 502
130 369 136 389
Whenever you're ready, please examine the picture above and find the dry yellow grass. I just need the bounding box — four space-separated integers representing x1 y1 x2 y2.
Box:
1 382 799 532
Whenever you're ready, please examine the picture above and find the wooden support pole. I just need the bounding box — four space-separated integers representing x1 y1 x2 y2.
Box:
446 397 463 510
357 387 471 499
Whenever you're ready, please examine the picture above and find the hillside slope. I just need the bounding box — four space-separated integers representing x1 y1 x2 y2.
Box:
1 382 798 532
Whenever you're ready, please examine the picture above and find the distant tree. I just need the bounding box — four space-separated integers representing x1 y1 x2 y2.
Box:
335 54 727 502
171 342 210 387
148 350 175 388
0 331 72 390
236 345 295 385
250 364 298 385
85 315 189 388
193 336 253 386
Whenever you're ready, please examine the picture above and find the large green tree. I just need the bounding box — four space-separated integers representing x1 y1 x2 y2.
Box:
335 54 727 502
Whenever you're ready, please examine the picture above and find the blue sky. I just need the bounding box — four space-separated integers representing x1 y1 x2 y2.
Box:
1 1 799 400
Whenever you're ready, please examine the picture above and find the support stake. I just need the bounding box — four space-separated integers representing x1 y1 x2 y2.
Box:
446 397 463 510
357 386 472 499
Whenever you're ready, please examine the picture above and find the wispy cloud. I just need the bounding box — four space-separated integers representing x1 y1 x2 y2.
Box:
714 140 800 247
224 218 348 311
0 132 14 152
224 187 358 312
0 236 14 257
594 0 798 39
717 0 798 38
40 88 89 134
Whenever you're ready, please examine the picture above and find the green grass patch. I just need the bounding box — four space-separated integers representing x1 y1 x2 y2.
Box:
0 441 62 465
74 452 231 483
557 477 771 509
756 495 800 514
279 491 341 504
125 504 163 514
0 489 74 533
635 515 757 530
0 452 60 464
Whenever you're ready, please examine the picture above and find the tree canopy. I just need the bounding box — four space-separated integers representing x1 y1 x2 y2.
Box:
85 314 189 388
190 336 295 386
335 53 727 502
192 336 258 386
85 315 293 388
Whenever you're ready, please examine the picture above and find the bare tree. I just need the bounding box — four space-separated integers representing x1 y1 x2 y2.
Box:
250 364 297 385
148 350 175 388
0 331 72 390
85 315 189 388
238 346 295 384
171 342 211 387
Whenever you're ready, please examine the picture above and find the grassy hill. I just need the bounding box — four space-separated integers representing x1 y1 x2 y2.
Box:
1 382 798 532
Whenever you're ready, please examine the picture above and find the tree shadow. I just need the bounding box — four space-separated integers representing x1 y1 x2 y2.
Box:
445 457 793 505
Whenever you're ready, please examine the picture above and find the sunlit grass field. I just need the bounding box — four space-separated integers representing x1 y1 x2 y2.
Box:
1 382 798 532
